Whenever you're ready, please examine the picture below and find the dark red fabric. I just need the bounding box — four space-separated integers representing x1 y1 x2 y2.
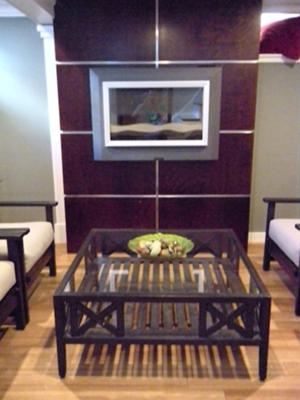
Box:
260 17 300 60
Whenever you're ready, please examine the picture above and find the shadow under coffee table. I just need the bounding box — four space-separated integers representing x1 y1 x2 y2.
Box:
54 229 271 380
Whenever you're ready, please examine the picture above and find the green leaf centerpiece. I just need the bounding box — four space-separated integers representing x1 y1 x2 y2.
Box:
128 232 194 259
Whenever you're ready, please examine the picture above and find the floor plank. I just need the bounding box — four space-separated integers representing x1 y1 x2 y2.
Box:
0 244 300 399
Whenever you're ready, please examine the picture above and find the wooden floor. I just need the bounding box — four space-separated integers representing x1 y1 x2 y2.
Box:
1 243 300 399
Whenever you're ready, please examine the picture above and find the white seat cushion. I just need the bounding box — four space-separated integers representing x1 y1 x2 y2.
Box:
0 222 54 273
269 218 300 267
0 261 16 301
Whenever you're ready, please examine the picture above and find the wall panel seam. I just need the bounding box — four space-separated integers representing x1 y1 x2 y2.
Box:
60 131 92 134
56 60 259 66
60 131 254 135
220 130 254 134
64 194 251 198
155 0 159 68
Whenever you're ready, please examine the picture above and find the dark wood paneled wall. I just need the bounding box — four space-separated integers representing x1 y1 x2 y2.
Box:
54 0 155 61
159 0 261 61
54 0 262 252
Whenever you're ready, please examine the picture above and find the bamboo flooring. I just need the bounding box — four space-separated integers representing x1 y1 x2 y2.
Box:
0 243 300 399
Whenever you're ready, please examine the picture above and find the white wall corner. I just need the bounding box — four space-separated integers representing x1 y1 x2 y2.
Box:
37 24 66 244
37 23 53 39
55 222 66 243
248 231 266 244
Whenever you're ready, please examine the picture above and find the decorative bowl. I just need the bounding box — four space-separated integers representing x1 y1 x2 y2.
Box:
128 232 194 259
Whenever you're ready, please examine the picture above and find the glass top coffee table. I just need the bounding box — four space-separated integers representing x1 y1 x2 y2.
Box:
54 229 271 380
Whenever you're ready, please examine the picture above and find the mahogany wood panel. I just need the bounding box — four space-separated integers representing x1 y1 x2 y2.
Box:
65 197 156 252
159 0 262 61
159 134 253 195
220 64 258 130
159 197 250 248
61 135 156 195
57 66 91 131
54 0 155 61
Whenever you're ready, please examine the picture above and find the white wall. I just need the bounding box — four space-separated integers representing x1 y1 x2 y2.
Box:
0 18 54 221
250 62 300 235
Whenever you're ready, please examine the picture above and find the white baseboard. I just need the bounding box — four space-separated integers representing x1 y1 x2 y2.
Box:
55 227 266 243
54 222 66 243
54 225 265 245
248 231 265 244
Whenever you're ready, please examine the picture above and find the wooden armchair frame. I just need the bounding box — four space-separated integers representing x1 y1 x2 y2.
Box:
0 201 58 297
0 228 29 329
263 197 300 315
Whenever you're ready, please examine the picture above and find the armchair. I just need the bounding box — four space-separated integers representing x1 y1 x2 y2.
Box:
0 201 58 297
0 228 29 329
263 197 300 315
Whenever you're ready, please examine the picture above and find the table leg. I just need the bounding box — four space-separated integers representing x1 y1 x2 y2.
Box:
54 297 67 378
259 298 271 381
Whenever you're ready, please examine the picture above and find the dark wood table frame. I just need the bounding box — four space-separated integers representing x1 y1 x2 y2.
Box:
54 229 271 380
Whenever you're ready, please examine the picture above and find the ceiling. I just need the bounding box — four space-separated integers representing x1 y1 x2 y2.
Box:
0 0 300 22
263 0 300 12
0 0 23 17
0 0 55 23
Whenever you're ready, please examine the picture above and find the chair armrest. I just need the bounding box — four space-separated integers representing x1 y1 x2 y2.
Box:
0 228 30 240
0 201 58 226
263 197 300 204
0 201 57 207
0 228 29 265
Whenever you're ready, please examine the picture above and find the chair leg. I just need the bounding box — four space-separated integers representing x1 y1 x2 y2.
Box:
13 303 28 330
263 238 271 271
49 242 56 277
263 201 275 271
295 274 300 316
